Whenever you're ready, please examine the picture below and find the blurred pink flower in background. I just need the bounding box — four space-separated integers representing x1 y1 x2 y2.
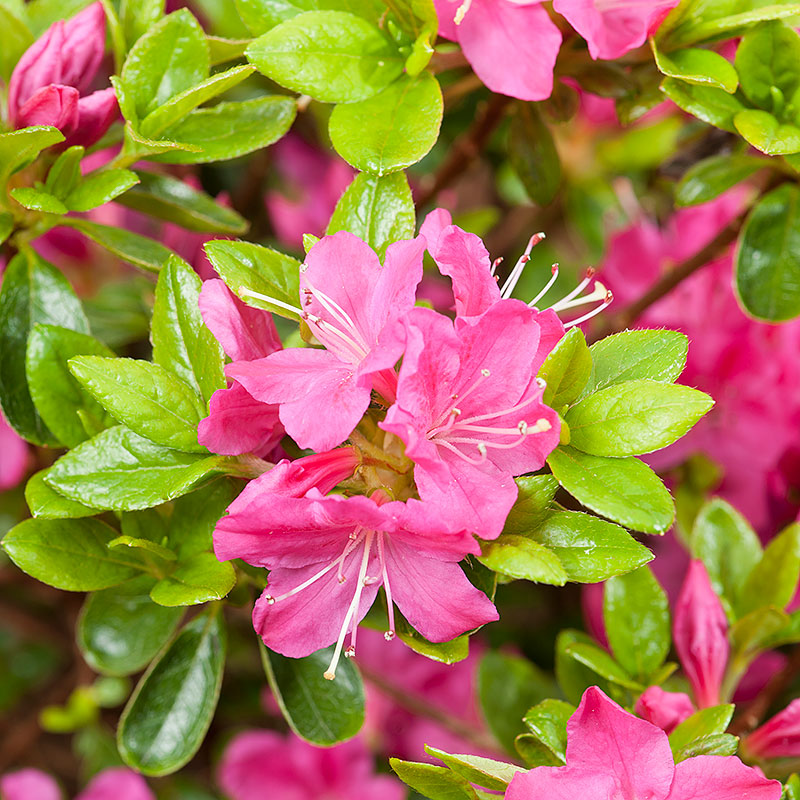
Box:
0 412 30 491
0 767 153 800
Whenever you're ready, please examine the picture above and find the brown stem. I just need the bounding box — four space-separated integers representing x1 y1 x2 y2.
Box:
359 665 506 757
415 93 513 209
730 645 800 736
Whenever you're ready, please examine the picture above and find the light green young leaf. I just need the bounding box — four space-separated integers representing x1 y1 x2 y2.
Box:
150 553 236 606
25 468 102 520
0 126 64 191
660 78 746 133
423 748 521 791
740 522 800 616
64 169 140 212
390 760 478 800
10 187 67 214
652 43 738 93
675 154 765 208
478 534 568 586
537 328 592 408
45 146 85 198
734 110 800 155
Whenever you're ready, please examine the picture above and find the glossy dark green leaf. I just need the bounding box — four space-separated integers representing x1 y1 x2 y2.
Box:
528 511 653 583
735 184 800 321
508 101 561 206
152 256 225 405
522 699 573 765
152 96 296 164
25 468 101 519
118 171 247 233
566 380 713 457
329 71 442 175
25 324 114 448
326 171 415 259
150 553 236 606
118 610 226 775
246 10 402 103
2 518 145 591
261 643 365 745
477 651 554 755
675 154 765 207
120 9 209 120
390 759 478 800
547 446 675 534
204 240 301 319
537 328 592 408
653 44 738 93
0 126 64 190
45 426 224 511
586 330 688 393
0 252 89 445
603 565 670 680
660 78 745 133
78 576 183 675
423 748 521 791
168 478 239 558
69 356 207 452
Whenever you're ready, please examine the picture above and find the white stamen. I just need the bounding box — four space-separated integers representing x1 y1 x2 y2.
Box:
564 290 614 329
240 288 303 318
491 257 504 277
454 0 472 23
529 263 560 308
377 534 396 642
303 280 371 352
500 233 545 299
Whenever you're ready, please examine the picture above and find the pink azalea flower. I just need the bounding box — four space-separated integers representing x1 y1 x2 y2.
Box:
265 134 354 251
381 303 561 539
7 3 117 147
1 411 30 490
0 769 61 800
198 279 284 458
218 731 404 800
506 687 781 800
215 484 496 679
674 560 729 709
228 232 425 452
75 767 154 800
745 698 800 760
553 0 680 61
635 685 695 735
433 0 562 101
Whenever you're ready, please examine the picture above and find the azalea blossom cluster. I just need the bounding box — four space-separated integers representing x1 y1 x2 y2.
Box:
204 210 611 679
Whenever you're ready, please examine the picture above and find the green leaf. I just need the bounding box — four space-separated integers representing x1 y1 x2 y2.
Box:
660 78 746 132
0 252 89 445
10 186 67 214
329 71 443 175
0 3 33 83
556 629 611 704
424 748 521 791
139 64 255 139
729 606 790 657
785 774 800 800
64 169 140 212
120 9 209 120
735 183 800 321
603 565 670 680
0 126 64 192
537 328 592 408
503 475 559 535
547 447 675 535
586 330 688 393
736 21 800 110
0 212 12 245
120 0 165 49
396 624 469 665
109 535 177 562
565 380 713 457
261 643 365 745
652 44 739 93
25 468 101 519
204 240 301 319
390 759 478 800
25 325 114 448
477 651 554 755
78 576 183 676
150 553 236 606
45 146 85 198
734 109 800 155
59 218 176 272
563 641 642 690
674 733 739 760
669 705 734 756
691 498 762 620
508 101 562 206
326 171 415 259
522 699 573 765
168 478 239 559
152 96 297 164
478 533 568 586
45 426 224 511
2 518 145 591
118 610 225 775
118 171 248 233
740 522 800 615
675 154 765 207
528 511 653 583
246 10 402 103
69 356 207 452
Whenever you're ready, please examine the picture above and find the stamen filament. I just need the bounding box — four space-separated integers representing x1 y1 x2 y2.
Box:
240 288 303 318
377 534 396 641
264 560 339 604
500 233 545 299
306 315 369 361
548 268 595 311
303 280 371 352
564 292 614 329
436 438 489 466
529 263 560 308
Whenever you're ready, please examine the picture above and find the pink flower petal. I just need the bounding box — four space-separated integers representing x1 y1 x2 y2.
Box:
0 769 61 800
635 686 695 734
65 87 119 148
59 2 106 94
666 755 781 800
8 22 66 120
75 767 155 800
0 413 29 490
16 84 79 135
506 767 617 800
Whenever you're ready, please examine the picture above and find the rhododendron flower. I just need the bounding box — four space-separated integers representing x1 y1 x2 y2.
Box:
381 303 561 538
229 232 425 451
635 685 695 734
553 0 680 60
76 768 154 800
215 487 496 679
7 3 117 147
434 0 562 101
506 686 781 800
198 279 284 457
674 560 729 709
0 769 61 800
745 698 800 760
218 731 404 800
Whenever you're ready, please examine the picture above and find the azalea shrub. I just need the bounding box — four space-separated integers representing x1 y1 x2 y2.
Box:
3 0 800 798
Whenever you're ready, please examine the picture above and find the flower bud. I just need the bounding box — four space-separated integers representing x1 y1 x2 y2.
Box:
745 699 800 760
15 85 79 136
635 685 695 734
66 88 118 148
59 3 106 94
674 559 729 708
